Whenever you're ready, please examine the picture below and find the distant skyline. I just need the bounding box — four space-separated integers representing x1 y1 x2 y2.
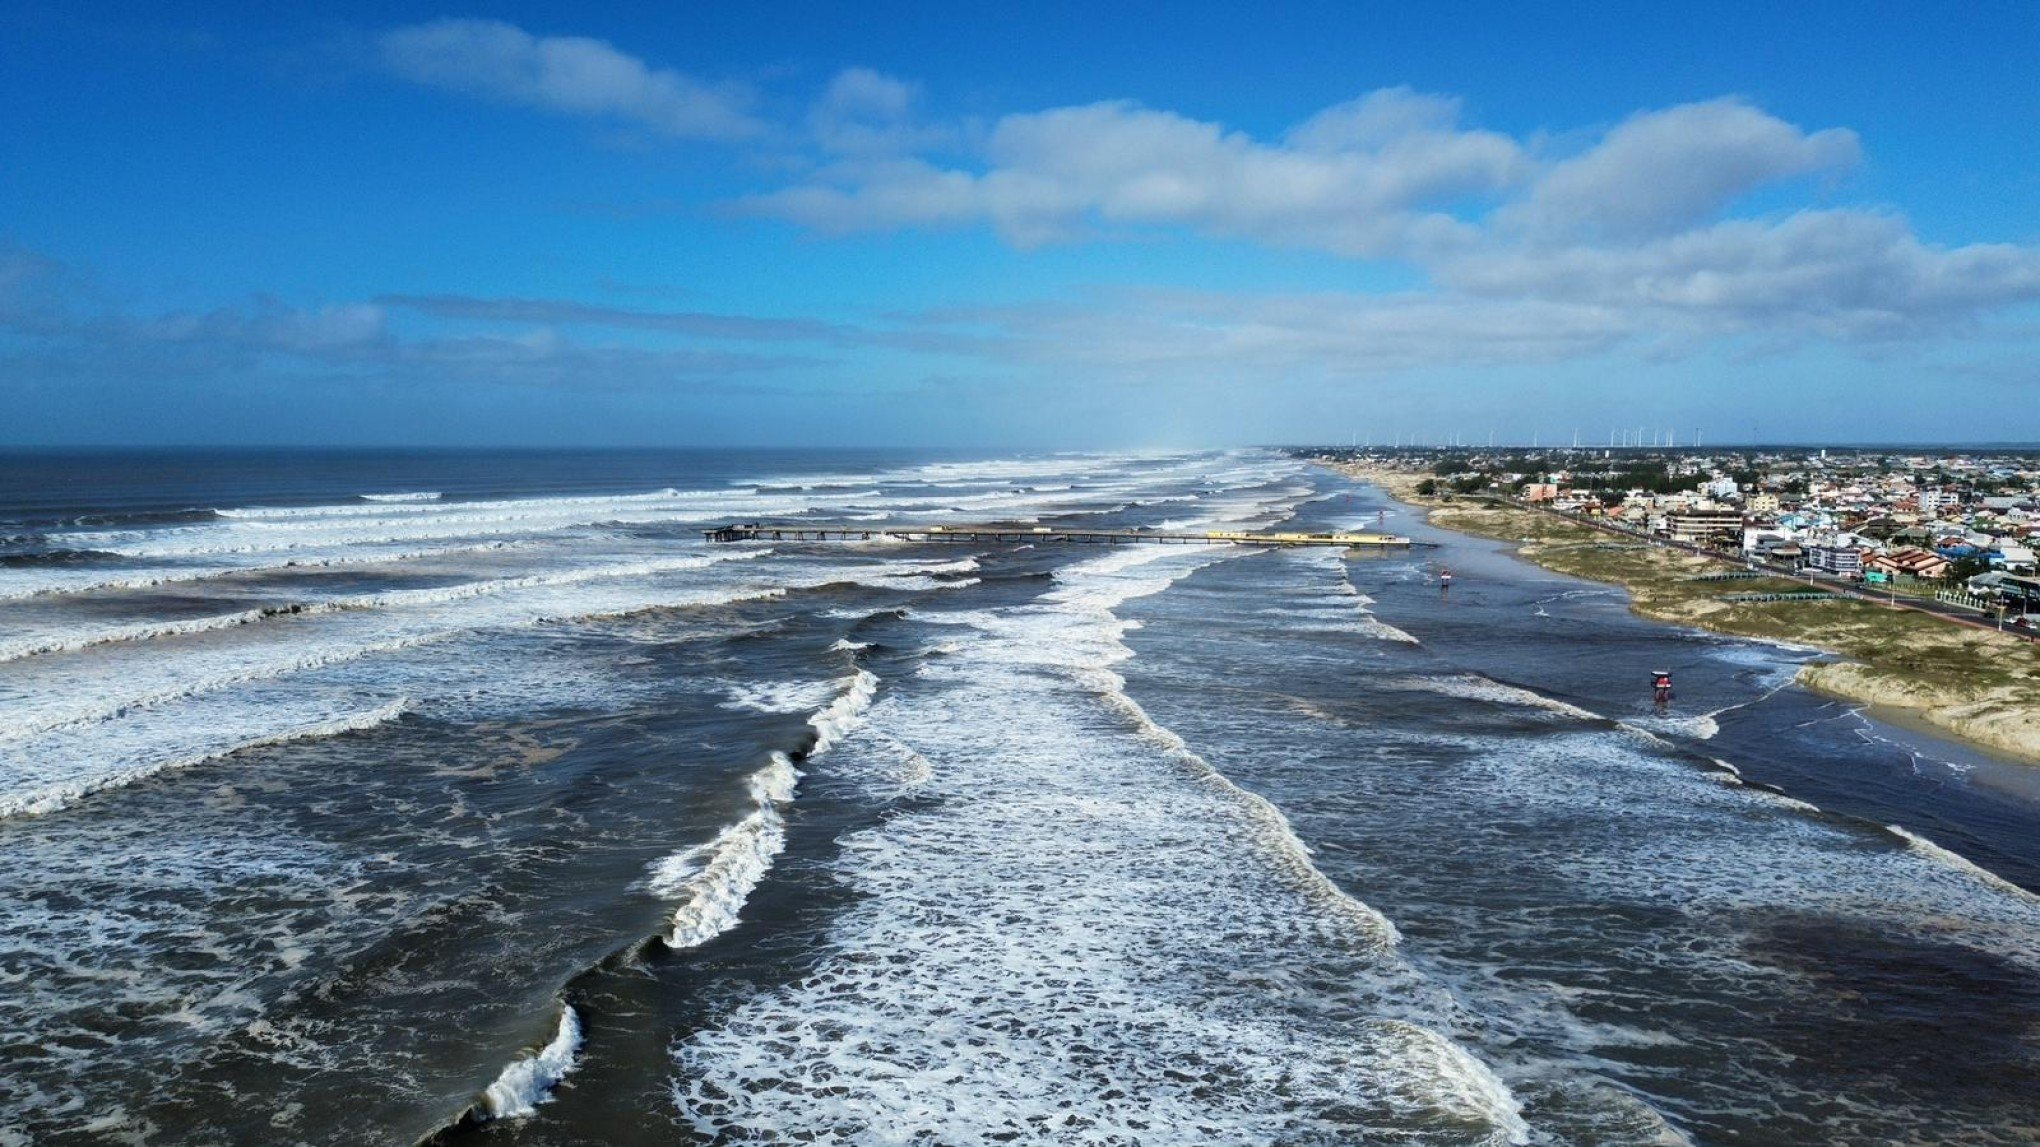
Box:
4 2 2039 448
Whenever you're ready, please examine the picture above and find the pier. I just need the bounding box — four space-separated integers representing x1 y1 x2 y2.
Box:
703 523 1414 548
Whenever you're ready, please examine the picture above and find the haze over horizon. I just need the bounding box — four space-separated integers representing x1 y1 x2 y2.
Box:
5 2 2038 448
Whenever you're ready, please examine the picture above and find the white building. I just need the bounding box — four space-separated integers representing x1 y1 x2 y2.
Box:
1806 544 1865 577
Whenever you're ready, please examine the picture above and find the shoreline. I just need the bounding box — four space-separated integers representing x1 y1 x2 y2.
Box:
1324 462 2040 763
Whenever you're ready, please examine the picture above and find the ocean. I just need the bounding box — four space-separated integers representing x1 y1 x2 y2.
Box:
3 447 2038 1145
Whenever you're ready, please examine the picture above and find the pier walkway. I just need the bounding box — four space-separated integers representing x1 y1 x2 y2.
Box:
703 523 1414 548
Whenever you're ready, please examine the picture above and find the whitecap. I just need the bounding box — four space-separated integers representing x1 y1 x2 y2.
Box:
475 1004 583 1121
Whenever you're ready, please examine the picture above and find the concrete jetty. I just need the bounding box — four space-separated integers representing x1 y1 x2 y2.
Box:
703 523 1414 547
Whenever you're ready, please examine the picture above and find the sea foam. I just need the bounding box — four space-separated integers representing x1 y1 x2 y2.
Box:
672 521 1530 1145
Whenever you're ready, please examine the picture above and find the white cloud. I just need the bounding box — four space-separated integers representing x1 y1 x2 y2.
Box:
909 289 1635 379
1282 87 1467 151
1446 209 2040 338
745 95 1522 255
739 84 2040 351
745 90 1862 259
808 67 946 154
351 18 2040 367
379 18 759 139
1505 98 1861 240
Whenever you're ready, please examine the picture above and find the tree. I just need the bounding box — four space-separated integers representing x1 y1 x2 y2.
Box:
1945 555 1992 583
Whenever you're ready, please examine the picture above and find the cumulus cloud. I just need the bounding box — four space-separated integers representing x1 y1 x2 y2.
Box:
738 83 2040 351
1505 98 1861 240
744 95 1523 254
742 88 1865 260
1445 209 2040 339
379 18 759 139
808 67 947 154
1282 87 1468 151
352 17 2040 363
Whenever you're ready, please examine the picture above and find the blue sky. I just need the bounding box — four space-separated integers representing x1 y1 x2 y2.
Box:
4 2 2038 447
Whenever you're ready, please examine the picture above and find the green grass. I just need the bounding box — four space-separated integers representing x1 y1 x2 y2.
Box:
1425 497 2040 704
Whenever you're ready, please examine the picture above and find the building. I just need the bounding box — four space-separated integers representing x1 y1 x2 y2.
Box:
1982 573 2040 615
1866 546 1951 581
1664 507 1743 547
1748 492 1780 515
1806 543 1865 577
1521 482 1559 503
1996 543 2038 571
1762 542 1806 567
1918 489 1960 515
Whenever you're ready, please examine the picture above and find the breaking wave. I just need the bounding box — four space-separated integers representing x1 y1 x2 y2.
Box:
648 667 876 950
1887 824 2040 903
808 668 878 756
473 1004 582 1122
0 697 411 820
671 529 1532 1145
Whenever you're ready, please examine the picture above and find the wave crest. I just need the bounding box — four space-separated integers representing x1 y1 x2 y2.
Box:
475 1004 582 1121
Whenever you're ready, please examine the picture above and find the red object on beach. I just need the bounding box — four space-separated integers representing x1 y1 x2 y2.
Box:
1651 670 1673 704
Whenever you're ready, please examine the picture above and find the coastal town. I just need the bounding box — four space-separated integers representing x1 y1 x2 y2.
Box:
1303 446 2040 624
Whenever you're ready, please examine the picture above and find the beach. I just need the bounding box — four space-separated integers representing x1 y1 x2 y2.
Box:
1327 462 2040 763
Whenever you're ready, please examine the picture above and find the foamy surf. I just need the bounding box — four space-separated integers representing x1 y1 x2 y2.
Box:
0 697 411 820
11 447 2040 1145
671 515 1534 1145
808 668 878 755
1887 824 2040 903
648 754 801 950
0 560 790 744
474 1004 582 1121
649 667 874 950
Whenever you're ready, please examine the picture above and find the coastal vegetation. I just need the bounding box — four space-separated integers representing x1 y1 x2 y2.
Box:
1338 464 2040 762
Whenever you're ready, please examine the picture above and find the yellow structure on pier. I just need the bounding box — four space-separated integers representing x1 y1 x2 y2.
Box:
704 523 1413 548
1201 530 1409 546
